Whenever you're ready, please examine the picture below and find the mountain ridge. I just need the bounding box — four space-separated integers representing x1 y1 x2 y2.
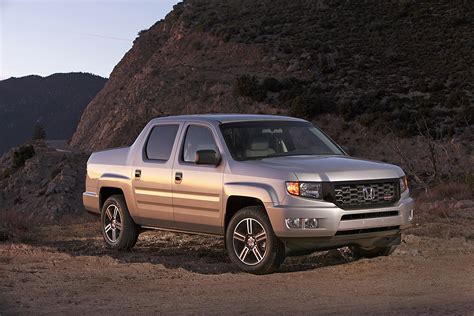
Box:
0 72 107 154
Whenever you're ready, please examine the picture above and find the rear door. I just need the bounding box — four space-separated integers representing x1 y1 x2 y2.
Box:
172 122 225 234
131 123 182 228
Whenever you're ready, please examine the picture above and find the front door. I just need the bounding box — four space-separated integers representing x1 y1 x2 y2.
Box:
172 123 224 234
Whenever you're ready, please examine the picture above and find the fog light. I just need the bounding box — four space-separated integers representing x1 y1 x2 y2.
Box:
304 218 319 229
285 218 302 229
409 209 414 221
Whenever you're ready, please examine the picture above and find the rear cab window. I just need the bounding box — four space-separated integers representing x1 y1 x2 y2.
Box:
144 124 179 161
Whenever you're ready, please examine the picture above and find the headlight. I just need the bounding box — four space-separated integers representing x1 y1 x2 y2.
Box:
399 176 408 193
286 181 323 199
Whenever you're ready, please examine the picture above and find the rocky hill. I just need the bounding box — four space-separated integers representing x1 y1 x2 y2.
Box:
71 0 473 151
0 73 106 154
0 142 87 219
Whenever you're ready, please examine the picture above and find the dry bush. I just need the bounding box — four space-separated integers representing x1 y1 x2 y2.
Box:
0 211 40 243
414 181 473 224
417 182 473 203
412 202 451 225
386 128 471 191
431 182 473 200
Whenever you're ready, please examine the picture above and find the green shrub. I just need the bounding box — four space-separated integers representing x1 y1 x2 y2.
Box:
288 94 335 120
276 78 308 104
261 77 282 92
192 41 203 50
338 102 360 121
32 124 46 140
233 75 266 101
137 29 148 37
464 174 474 192
447 89 469 108
12 145 35 169
358 113 377 127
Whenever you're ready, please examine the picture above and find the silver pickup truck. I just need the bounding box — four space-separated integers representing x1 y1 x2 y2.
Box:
83 114 414 274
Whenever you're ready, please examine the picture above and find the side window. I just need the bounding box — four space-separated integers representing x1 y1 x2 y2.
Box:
182 125 218 163
145 124 179 161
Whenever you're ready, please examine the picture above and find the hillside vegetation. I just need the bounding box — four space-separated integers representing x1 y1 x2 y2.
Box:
71 0 473 151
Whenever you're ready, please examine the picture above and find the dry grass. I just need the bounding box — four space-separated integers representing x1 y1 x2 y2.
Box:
416 182 473 203
406 182 473 239
411 181 474 239
0 211 41 243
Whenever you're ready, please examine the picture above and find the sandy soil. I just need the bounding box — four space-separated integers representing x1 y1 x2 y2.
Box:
1 216 473 315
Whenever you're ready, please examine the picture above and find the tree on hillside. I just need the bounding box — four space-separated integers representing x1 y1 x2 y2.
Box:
32 124 46 140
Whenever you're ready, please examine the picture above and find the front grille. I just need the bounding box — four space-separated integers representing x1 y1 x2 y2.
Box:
341 211 399 221
333 180 399 209
335 226 400 236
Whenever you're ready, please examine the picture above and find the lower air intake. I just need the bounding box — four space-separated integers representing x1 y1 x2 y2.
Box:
335 226 400 236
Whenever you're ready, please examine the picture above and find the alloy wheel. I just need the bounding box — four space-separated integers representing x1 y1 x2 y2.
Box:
232 218 267 266
103 204 123 243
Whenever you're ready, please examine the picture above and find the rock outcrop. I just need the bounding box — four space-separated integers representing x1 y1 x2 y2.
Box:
0 142 87 219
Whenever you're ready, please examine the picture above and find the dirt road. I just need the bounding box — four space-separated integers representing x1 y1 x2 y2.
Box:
0 219 473 315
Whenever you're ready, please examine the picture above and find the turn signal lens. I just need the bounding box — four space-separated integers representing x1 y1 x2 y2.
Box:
286 181 300 196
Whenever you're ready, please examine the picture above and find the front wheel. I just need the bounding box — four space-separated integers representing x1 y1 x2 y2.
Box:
101 195 139 250
226 206 285 274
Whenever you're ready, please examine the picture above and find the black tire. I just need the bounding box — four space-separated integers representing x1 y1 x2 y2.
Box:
226 206 285 274
351 245 397 259
101 195 139 250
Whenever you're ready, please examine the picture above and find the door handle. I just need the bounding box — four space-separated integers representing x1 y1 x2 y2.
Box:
135 169 141 178
175 172 183 183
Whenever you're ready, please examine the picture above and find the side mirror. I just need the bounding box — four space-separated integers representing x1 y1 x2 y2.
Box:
341 145 355 156
195 149 221 166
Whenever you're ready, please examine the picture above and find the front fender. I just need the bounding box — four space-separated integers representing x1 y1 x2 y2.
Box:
223 182 280 205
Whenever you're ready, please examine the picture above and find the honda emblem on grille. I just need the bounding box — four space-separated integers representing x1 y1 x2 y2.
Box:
362 187 375 200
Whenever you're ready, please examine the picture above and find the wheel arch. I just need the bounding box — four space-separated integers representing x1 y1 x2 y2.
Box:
99 186 125 210
224 196 266 232
223 182 279 229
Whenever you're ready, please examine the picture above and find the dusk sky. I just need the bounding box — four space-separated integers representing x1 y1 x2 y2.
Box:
0 0 179 80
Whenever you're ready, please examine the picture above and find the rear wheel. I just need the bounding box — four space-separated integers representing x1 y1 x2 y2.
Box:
351 245 397 258
101 195 139 250
226 206 285 274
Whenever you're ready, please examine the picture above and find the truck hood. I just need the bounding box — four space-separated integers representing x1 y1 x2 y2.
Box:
251 155 404 182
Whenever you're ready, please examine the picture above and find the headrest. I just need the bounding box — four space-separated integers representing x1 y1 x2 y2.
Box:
250 137 270 151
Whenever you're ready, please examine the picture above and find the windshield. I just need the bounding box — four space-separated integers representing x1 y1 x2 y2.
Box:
220 120 344 161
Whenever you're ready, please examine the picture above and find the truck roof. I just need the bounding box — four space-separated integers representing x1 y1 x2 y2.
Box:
150 114 307 124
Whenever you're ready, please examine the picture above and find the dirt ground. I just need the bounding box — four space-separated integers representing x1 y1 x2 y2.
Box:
1 209 473 315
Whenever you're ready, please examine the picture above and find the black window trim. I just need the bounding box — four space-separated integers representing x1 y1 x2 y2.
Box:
178 123 221 166
142 123 180 163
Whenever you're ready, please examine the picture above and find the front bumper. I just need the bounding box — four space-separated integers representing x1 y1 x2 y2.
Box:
265 197 414 238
